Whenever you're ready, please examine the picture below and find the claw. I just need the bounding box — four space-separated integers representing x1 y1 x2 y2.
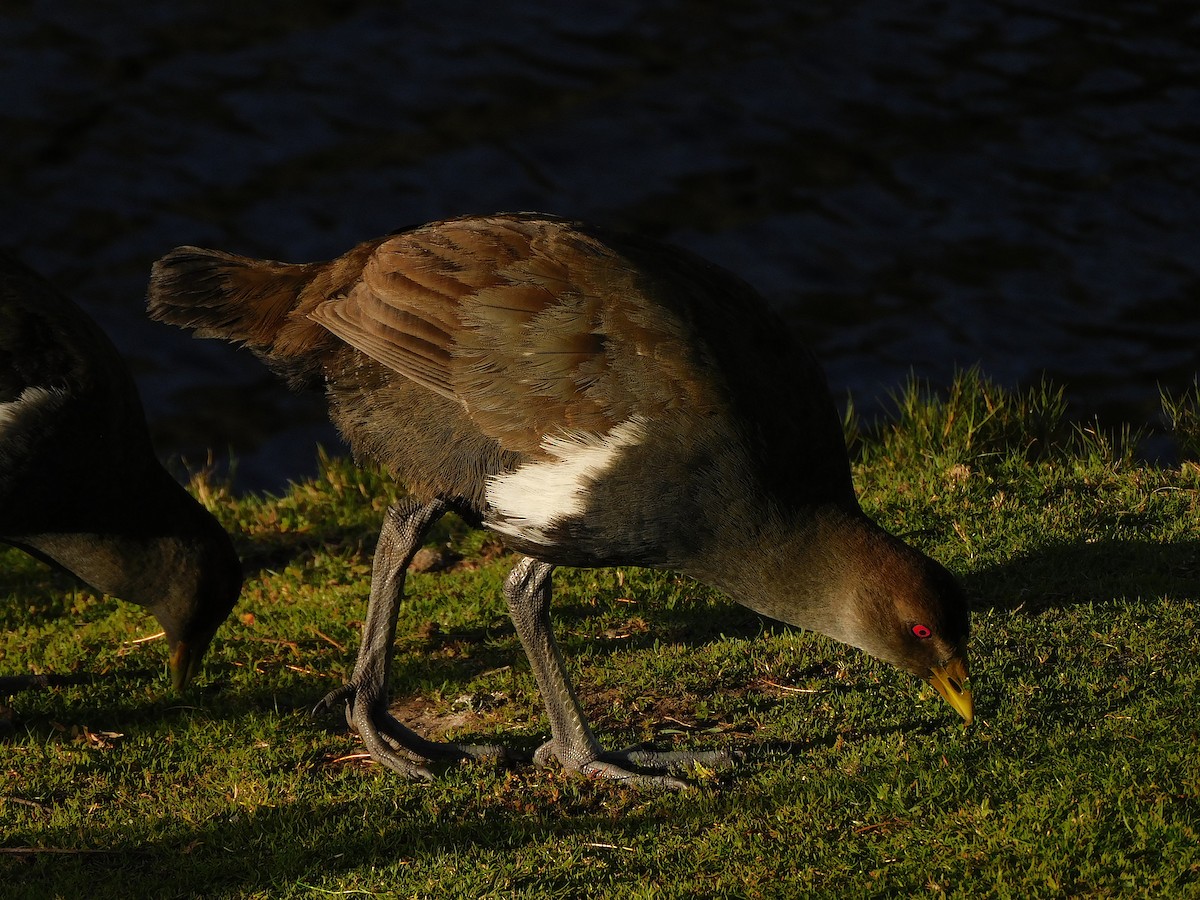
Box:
312 682 355 717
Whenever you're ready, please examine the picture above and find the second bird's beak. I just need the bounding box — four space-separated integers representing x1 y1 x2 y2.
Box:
169 634 212 692
928 656 973 724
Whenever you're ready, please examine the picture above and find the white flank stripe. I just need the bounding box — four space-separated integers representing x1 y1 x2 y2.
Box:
0 385 64 437
485 417 647 545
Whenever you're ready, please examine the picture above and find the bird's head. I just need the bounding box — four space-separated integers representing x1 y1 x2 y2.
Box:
148 521 243 692
710 507 973 724
829 527 973 724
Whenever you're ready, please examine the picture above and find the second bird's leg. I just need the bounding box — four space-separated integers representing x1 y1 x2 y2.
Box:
503 557 734 789
315 498 513 779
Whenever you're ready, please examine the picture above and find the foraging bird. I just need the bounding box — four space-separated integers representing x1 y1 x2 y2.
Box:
148 213 972 786
0 253 242 691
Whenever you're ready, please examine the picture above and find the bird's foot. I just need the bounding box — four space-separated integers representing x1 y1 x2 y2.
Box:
534 740 738 789
314 682 356 714
314 682 525 780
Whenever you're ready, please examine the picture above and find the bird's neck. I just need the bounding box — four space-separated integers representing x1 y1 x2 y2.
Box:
7 480 236 646
13 529 190 612
684 502 889 648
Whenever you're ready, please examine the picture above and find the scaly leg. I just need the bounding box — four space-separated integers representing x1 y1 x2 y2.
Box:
503 557 734 789
315 499 512 778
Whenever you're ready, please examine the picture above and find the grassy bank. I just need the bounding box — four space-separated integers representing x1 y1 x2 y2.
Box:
2 372 1198 898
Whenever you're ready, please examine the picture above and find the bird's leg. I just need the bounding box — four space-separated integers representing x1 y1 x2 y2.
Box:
315 499 512 779
503 557 733 789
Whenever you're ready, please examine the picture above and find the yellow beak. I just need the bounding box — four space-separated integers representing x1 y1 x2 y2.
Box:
928 656 973 724
169 632 215 692
170 640 198 692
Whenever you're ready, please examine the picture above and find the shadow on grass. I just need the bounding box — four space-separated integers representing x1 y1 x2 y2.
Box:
231 529 374 581
0 672 109 695
1 699 974 898
964 536 1200 613
0 785 705 896
227 506 481 582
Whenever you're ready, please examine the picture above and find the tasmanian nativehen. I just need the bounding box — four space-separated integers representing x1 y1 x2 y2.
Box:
147 213 972 786
1 253 241 691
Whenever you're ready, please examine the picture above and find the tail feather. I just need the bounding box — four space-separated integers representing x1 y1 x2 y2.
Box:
148 247 338 388
147 247 312 350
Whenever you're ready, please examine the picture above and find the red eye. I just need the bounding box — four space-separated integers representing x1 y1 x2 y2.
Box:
912 624 932 639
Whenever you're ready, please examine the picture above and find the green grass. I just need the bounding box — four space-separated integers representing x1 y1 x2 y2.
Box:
3 372 1199 898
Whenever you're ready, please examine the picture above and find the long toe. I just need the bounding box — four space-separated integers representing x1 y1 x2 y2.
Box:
348 701 439 780
578 758 693 790
616 745 740 773
340 687 526 778
365 734 522 778
541 741 736 789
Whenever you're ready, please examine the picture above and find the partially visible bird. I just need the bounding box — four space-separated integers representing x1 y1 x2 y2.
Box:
1 253 241 691
148 213 971 786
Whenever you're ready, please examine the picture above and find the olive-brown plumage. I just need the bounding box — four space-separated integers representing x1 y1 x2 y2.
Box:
1 253 242 691
148 213 971 785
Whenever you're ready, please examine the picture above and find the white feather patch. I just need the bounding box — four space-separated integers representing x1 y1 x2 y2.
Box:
485 417 647 546
0 385 65 438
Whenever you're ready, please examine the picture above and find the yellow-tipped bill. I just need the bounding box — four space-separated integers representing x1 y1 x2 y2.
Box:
929 657 973 724
169 634 213 692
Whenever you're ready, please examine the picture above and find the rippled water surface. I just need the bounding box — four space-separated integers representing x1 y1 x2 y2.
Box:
3 1 1197 488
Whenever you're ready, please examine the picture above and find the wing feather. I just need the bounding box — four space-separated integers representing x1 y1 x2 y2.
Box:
308 216 710 454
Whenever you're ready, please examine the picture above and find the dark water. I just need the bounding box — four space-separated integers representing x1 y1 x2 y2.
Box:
2 1 1198 490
